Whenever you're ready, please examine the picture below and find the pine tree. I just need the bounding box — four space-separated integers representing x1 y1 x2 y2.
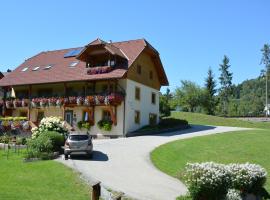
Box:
219 55 233 116
204 67 216 115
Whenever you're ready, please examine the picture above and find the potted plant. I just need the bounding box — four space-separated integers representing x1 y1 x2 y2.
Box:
5 100 13 108
40 98 48 107
97 119 112 131
31 98 40 107
56 97 64 107
68 96 76 104
13 99 22 108
22 98 29 107
76 96 84 106
48 97 57 107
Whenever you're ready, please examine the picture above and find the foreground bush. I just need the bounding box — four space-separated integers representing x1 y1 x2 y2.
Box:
228 163 267 195
31 116 68 138
184 162 230 200
183 162 268 200
27 131 65 160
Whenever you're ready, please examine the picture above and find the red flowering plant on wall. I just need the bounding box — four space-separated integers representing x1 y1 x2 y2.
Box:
13 99 22 108
31 98 41 107
5 99 13 109
56 97 64 106
40 98 48 107
48 97 57 106
76 96 84 106
108 93 124 105
68 96 76 104
87 66 112 75
22 98 29 107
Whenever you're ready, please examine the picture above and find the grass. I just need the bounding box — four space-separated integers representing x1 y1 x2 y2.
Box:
171 111 270 129
0 150 90 200
151 129 270 191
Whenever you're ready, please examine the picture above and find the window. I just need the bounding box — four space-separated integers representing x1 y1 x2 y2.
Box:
32 66 40 71
102 110 111 121
21 67 28 72
134 110 140 124
149 70 153 80
137 65 141 74
151 92 156 104
44 65 53 70
149 113 157 126
82 111 90 122
69 61 79 67
135 87 140 100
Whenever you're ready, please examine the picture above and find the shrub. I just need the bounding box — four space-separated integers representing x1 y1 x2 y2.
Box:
97 119 112 131
159 118 188 128
184 162 231 200
31 116 68 138
228 163 267 194
77 121 92 130
44 131 65 152
0 134 10 143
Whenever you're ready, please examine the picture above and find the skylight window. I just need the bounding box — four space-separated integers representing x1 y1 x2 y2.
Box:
32 66 40 71
21 67 28 72
44 65 53 70
69 61 79 67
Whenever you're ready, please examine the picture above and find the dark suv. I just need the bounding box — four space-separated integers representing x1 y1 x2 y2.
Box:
64 134 93 160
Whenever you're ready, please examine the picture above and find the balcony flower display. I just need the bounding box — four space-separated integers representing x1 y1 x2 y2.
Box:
48 97 57 106
40 98 48 107
87 96 95 105
13 99 22 108
56 98 64 107
64 97 69 104
22 98 29 107
87 66 112 75
76 96 84 106
31 98 40 107
95 95 105 105
68 96 76 104
108 93 124 105
5 100 13 109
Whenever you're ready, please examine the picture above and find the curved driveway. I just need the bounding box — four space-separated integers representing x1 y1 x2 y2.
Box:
58 125 249 200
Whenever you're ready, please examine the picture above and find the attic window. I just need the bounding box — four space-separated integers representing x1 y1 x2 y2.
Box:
69 61 79 67
21 67 28 72
44 65 53 70
32 66 40 71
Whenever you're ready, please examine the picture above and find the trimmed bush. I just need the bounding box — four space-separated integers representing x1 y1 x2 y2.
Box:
228 163 267 195
184 162 231 200
159 118 188 128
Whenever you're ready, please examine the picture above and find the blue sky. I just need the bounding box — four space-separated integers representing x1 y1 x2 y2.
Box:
0 0 269 92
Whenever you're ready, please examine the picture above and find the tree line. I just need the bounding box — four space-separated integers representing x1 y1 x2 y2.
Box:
160 43 270 117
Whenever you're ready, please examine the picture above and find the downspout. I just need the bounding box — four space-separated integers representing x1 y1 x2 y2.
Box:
123 95 126 137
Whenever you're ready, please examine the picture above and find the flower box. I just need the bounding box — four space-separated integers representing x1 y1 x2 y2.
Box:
40 98 48 107
68 96 76 104
31 98 41 107
56 98 64 107
48 97 57 107
13 99 22 108
5 100 13 109
87 66 112 75
108 93 124 105
22 99 29 107
76 97 84 106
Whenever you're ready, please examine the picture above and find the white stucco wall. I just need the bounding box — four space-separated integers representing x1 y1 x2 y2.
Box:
124 79 159 134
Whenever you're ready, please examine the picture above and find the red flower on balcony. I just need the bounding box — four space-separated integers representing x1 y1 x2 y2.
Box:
108 93 124 104
31 98 41 107
87 66 112 75
40 98 48 107
76 96 84 106
49 97 57 106
68 96 76 104
13 99 22 108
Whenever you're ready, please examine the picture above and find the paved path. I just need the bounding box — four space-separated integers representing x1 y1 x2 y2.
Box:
57 125 250 200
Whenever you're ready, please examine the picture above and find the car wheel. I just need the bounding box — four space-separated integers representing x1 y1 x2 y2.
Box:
64 154 68 160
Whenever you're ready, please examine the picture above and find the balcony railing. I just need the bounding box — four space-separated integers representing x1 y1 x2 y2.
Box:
4 92 125 109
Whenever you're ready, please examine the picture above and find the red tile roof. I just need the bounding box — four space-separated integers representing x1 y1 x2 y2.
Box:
0 38 168 86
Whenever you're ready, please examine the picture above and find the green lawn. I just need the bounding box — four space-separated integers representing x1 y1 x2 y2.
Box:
171 111 270 129
0 150 90 200
151 129 270 191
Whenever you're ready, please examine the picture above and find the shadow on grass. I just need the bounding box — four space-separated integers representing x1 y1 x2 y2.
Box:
69 150 109 161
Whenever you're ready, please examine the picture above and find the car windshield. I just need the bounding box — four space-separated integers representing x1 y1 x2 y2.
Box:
69 135 89 141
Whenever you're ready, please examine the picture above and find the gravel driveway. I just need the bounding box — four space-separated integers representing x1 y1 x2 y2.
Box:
57 125 249 200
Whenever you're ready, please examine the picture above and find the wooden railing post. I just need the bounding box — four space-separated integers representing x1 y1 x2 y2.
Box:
91 181 101 200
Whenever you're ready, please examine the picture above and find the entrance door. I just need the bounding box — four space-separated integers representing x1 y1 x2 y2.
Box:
64 110 73 126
